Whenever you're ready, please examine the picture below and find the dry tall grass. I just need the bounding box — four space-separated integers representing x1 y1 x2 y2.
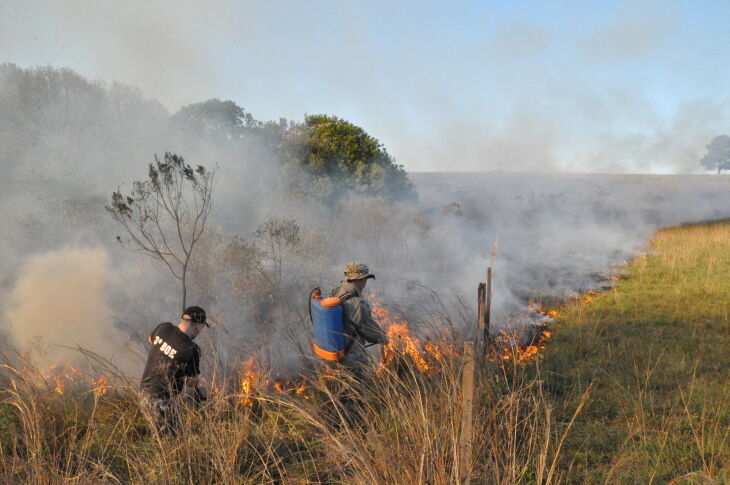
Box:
0 334 577 484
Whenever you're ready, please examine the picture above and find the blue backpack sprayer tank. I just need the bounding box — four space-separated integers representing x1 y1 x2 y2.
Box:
309 286 347 361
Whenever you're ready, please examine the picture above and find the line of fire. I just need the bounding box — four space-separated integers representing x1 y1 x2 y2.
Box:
17 266 568 407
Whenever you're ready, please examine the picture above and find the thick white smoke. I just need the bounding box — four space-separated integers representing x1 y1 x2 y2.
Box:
4 247 135 371
3 64 730 377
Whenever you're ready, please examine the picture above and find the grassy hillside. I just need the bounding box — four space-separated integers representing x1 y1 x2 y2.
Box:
544 221 730 484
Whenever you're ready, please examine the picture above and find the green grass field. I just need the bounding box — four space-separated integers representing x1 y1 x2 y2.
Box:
0 221 728 484
543 221 730 484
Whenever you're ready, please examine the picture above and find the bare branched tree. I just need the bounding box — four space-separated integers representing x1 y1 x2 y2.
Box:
255 217 302 287
106 152 215 311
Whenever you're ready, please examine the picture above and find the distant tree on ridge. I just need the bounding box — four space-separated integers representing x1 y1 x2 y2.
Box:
699 135 730 174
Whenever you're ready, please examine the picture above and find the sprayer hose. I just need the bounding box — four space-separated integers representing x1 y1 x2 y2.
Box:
308 287 316 326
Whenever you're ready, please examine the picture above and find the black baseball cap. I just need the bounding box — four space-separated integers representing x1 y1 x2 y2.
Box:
183 306 209 327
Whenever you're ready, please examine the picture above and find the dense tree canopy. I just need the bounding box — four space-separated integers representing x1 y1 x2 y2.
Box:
699 135 730 174
279 115 415 201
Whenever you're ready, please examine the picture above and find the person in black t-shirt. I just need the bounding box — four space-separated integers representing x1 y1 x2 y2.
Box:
139 305 209 437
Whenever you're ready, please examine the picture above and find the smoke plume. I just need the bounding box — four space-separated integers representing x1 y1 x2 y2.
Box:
4 247 132 370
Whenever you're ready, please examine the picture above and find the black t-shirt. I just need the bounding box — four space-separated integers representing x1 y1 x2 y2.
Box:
140 322 200 399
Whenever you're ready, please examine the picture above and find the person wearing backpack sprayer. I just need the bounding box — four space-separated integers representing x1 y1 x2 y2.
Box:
329 262 389 380
309 262 388 424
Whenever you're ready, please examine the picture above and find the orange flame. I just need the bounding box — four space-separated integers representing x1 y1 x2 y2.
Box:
371 296 455 375
54 376 65 395
272 378 309 399
383 321 434 373
94 376 108 397
490 326 552 365
578 290 599 304
295 381 307 396
239 357 257 406
45 364 82 395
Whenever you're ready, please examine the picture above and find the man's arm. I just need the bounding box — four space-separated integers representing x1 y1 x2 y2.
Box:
346 299 388 345
184 347 205 398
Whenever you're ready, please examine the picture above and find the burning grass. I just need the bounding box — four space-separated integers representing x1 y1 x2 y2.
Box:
372 302 457 375
490 324 553 365
0 298 573 484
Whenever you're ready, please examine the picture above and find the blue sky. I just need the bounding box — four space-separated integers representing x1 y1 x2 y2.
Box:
2 0 729 173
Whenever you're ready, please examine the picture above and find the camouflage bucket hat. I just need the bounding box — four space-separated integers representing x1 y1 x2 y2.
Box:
344 262 375 281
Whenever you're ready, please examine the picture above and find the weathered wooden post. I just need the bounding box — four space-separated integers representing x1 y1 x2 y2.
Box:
477 282 486 347
484 267 492 344
458 341 476 485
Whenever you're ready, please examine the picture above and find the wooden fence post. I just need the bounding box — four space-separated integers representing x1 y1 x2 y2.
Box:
458 341 476 485
477 283 486 347
484 267 492 344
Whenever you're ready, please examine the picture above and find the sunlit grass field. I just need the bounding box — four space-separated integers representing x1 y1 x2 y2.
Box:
0 221 728 484
544 221 730 484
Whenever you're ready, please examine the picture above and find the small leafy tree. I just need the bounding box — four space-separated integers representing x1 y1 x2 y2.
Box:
278 115 415 201
106 152 215 311
699 135 730 174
